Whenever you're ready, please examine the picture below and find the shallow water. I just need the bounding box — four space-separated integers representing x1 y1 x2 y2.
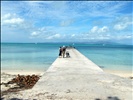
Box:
1 43 133 71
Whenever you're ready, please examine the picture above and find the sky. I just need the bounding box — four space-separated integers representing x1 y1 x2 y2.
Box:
1 1 133 44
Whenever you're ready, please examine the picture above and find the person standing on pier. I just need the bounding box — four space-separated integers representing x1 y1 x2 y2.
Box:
62 46 66 58
59 47 63 58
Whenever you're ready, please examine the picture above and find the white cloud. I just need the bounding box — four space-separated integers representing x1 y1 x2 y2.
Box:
54 34 60 38
2 13 24 25
46 34 61 39
116 34 133 40
124 35 132 39
99 26 109 33
31 32 40 36
114 16 132 31
30 26 63 40
71 34 75 37
2 13 11 19
114 21 132 31
3 18 24 24
114 24 126 30
90 26 109 33
90 26 98 33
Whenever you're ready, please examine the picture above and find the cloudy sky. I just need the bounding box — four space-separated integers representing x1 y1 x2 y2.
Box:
1 1 133 44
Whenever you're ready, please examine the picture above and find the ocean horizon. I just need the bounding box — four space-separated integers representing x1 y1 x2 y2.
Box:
1 43 133 72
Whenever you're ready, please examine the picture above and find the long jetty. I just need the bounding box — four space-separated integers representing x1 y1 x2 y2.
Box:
6 48 133 100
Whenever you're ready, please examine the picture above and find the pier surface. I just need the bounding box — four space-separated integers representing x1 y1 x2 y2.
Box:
3 48 132 100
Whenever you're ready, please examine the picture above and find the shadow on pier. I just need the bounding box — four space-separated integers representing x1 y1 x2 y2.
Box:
95 96 121 100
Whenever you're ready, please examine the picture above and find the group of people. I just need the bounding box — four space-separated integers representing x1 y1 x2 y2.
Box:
59 46 70 58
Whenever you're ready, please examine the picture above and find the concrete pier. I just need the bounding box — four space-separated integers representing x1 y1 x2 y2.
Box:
30 48 132 100
4 48 132 100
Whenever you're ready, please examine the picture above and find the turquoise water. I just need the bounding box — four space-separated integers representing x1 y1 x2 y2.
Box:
75 43 132 71
1 43 133 71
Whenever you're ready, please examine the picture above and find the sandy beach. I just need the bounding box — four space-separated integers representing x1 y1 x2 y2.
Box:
103 69 133 78
1 68 132 92
1 70 44 76
1 68 133 100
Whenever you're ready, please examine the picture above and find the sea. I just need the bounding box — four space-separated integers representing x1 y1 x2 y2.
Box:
1 43 133 72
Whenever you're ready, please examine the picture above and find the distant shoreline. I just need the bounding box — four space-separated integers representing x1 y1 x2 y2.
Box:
1 42 133 46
